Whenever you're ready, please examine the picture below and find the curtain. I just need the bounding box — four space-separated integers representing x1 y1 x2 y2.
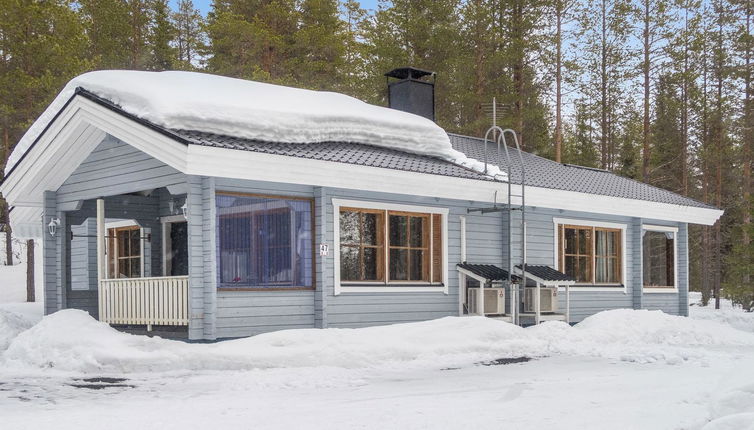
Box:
216 194 312 288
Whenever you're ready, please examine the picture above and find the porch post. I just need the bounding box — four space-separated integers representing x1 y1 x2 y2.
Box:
96 198 106 281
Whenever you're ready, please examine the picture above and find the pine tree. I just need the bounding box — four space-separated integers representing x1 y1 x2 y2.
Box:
289 0 347 90
638 0 673 182
0 0 90 264
651 73 684 192
552 0 579 162
205 0 299 82
577 0 633 170
78 0 132 68
173 0 206 70
339 0 369 97
148 0 177 71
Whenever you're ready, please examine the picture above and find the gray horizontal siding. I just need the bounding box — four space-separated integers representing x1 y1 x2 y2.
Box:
216 290 316 338
56 136 185 205
212 179 317 338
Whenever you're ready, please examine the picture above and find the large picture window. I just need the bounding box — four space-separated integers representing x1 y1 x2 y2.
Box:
558 223 622 284
339 207 443 284
643 228 676 288
216 193 313 289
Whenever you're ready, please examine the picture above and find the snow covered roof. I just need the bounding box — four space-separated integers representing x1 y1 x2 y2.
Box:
449 134 717 210
5 70 503 179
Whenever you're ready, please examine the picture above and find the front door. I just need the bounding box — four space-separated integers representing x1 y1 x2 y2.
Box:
165 221 188 276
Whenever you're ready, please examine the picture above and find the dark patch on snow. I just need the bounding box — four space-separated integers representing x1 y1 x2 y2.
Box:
69 376 134 390
69 383 135 390
77 377 128 384
478 357 532 366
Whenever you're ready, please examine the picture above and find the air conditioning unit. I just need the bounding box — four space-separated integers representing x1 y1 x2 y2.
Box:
468 287 506 315
524 287 559 313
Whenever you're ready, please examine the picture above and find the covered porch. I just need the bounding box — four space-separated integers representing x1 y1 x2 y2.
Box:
47 185 193 335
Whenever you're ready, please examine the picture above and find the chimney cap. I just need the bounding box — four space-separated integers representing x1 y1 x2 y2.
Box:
385 67 435 81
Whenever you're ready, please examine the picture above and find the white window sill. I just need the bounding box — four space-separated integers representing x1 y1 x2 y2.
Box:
643 287 678 294
558 285 627 293
338 286 447 294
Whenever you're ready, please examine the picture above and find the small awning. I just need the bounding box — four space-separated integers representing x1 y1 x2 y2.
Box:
514 265 576 286
457 263 517 282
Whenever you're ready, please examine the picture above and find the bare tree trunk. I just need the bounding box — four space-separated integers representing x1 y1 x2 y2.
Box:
600 0 608 169
26 239 34 302
743 0 752 288
681 5 690 196
642 0 651 182
714 11 724 310
555 0 563 162
512 0 525 150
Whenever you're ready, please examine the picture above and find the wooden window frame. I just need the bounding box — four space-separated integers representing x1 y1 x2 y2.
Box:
216 191 316 291
339 208 441 285
641 225 678 292
339 208 385 282
557 223 624 286
108 225 142 279
333 199 449 294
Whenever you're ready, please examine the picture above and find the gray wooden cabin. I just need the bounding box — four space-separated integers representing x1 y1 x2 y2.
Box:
1 71 723 341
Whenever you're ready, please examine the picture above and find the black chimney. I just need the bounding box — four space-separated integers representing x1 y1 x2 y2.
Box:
385 67 435 121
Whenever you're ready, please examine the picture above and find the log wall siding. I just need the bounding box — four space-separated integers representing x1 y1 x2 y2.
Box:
46 134 690 340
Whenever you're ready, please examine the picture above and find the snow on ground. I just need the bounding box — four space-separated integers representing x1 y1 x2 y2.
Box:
1 262 754 430
5 71 505 179
689 291 754 334
0 236 43 350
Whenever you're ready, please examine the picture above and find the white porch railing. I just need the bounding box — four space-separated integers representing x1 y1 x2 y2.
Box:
99 276 189 328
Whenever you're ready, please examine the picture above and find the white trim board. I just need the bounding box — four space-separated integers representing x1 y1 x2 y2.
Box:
552 217 628 294
332 198 449 295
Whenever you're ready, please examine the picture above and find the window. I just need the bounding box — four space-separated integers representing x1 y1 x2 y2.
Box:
339 207 443 284
558 223 622 284
108 226 142 279
216 193 313 289
643 228 676 288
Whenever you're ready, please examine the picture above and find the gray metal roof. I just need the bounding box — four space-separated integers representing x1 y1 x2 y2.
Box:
448 133 715 209
515 265 575 282
172 129 495 182
457 263 517 281
75 89 714 210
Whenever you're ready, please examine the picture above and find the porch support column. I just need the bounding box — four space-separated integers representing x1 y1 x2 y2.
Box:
96 198 106 281
314 186 328 328
632 218 643 310
42 191 58 315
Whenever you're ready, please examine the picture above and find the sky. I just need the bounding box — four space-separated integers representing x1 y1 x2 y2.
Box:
169 0 381 16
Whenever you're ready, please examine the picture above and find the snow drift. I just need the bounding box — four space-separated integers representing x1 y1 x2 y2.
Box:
5 70 504 178
0 306 40 351
2 308 754 374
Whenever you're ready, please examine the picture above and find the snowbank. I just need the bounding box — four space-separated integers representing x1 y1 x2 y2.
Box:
688 292 754 334
3 308 754 374
0 305 41 351
5 71 505 179
703 382 754 430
